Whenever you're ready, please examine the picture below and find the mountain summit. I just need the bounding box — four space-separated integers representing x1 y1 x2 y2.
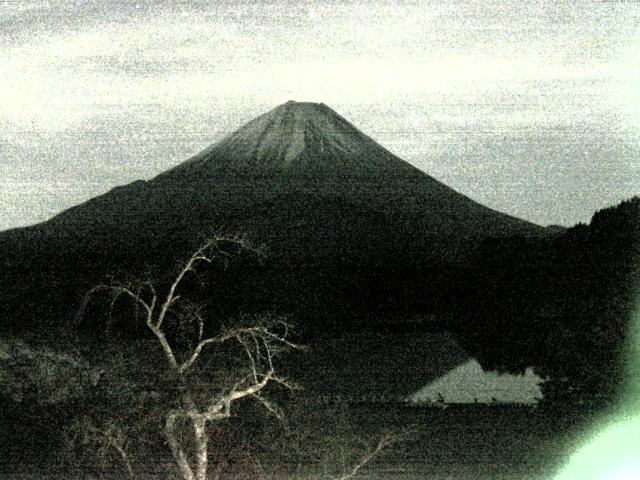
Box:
170 100 413 176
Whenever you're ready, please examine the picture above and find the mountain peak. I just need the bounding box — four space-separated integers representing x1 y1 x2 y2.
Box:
282 99 327 109
173 101 406 175
217 100 365 166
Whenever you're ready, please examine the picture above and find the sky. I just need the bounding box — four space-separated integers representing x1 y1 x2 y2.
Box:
1 0 639 230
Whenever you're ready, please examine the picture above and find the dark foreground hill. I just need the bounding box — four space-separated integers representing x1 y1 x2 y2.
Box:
453 197 640 402
0 101 544 333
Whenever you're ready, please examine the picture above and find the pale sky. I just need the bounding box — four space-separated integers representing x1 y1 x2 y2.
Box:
1 0 639 230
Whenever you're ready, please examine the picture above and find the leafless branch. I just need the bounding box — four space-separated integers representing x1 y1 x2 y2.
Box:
238 335 259 383
330 433 403 480
250 392 284 421
179 336 228 374
179 320 300 374
156 238 216 330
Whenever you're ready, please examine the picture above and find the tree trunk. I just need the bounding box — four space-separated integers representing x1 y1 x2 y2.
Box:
165 413 195 480
193 415 209 480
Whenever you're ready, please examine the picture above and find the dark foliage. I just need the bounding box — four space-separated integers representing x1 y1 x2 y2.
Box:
452 197 640 402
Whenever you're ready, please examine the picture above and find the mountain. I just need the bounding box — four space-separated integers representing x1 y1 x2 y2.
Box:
0 101 544 333
42 101 540 259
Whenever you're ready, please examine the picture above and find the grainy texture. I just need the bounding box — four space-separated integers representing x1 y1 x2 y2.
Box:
1 2 638 479
1 1 639 229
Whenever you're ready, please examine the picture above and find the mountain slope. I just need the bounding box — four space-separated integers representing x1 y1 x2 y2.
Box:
43 101 540 255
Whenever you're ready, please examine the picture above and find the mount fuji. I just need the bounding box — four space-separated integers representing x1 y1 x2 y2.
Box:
0 101 544 331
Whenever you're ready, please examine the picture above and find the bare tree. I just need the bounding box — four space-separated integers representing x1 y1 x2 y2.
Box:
326 432 403 480
77 236 300 480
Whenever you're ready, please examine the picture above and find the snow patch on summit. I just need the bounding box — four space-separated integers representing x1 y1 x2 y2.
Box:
215 101 368 164
174 100 410 174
